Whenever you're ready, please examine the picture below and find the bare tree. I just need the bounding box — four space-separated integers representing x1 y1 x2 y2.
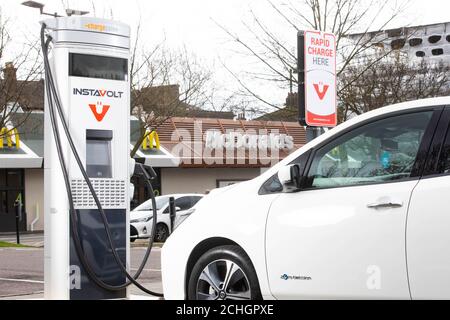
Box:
0 11 43 144
129 25 213 157
217 0 409 116
339 52 450 121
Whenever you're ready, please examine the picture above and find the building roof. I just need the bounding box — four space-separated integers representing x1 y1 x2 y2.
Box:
0 79 45 111
0 111 43 168
139 117 306 168
257 106 297 122
9 112 45 157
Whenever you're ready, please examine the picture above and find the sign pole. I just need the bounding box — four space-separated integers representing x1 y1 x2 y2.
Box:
299 31 317 143
14 193 22 245
298 31 306 126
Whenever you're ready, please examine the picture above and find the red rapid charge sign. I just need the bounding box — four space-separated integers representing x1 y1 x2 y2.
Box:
304 30 337 127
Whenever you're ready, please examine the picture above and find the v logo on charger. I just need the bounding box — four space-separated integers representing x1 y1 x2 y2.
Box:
89 102 110 122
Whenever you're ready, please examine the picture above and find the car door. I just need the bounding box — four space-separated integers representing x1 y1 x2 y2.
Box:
266 108 440 299
407 107 450 299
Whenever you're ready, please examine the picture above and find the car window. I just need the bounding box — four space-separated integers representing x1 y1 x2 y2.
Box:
191 196 202 206
134 196 169 211
438 124 450 174
305 111 433 189
259 174 284 194
175 197 192 211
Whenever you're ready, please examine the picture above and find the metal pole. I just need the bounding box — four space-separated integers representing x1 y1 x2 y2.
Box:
14 198 22 244
299 31 323 143
306 126 324 143
297 31 306 126
168 197 176 231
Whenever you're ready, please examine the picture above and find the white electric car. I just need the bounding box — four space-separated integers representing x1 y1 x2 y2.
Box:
130 194 203 242
162 97 450 300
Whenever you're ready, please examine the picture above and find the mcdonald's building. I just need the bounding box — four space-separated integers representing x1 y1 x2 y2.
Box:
0 111 306 233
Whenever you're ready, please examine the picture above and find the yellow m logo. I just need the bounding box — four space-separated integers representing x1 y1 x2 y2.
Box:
142 130 160 150
0 127 20 149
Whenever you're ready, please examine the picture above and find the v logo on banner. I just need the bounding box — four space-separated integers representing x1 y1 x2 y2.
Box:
313 83 329 100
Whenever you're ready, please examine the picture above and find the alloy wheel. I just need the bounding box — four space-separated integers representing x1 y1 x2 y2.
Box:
196 259 251 300
155 224 168 242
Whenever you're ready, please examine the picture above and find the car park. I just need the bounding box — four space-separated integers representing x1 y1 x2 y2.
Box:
130 194 203 242
162 97 450 300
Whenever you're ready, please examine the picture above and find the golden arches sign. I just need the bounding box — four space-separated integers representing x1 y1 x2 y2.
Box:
0 127 20 149
142 130 160 150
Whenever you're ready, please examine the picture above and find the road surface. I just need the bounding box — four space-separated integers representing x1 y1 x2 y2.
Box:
0 245 162 299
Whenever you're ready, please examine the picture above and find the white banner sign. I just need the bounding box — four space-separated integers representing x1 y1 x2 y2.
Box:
304 30 337 127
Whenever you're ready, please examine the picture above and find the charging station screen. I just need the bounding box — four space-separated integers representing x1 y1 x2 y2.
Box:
86 139 112 178
69 53 128 81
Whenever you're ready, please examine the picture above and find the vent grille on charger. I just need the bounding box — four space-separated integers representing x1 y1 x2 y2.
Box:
71 179 127 209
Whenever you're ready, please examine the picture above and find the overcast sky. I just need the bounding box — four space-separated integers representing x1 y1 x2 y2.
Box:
1 0 449 112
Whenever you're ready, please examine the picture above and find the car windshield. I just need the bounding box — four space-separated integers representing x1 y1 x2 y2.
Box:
134 196 169 211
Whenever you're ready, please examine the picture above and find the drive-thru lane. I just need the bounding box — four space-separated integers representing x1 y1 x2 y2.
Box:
0 246 162 299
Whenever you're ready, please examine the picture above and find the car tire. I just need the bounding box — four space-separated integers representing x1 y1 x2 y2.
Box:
154 223 169 243
130 238 136 243
187 245 262 300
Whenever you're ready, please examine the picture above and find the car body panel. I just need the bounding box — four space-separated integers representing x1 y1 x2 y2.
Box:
407 175 450 299
266 181 415 299
162 181 279 300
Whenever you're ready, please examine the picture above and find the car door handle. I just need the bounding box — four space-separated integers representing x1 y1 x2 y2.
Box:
367 200 403 209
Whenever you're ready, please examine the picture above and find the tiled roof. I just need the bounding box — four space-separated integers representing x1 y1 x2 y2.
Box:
148 117 306 168
0 79 45 111
152 117 304 142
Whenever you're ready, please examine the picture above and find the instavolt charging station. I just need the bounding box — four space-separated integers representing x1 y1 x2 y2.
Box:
23 2 162 300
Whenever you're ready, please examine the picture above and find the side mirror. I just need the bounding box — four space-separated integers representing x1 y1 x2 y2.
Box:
164 206 181 214
278 164 302 192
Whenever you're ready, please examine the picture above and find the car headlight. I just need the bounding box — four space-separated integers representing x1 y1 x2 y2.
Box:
131 216 153 223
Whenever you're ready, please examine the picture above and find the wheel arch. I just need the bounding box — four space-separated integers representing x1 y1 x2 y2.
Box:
156 221 169 229
155 222 170 241
184 237 260 298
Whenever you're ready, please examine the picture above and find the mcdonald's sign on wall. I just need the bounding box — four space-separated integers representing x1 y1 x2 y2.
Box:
141 130 160 150
0 127 20 149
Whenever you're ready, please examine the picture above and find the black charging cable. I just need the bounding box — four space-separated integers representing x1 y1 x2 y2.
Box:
41 23 163 297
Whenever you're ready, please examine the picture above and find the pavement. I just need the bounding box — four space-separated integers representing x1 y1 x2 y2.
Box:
0 232 164 300
0 232 45 248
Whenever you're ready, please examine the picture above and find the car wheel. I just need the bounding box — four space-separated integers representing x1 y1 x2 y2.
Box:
188 245 262 300
154 223 169 243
